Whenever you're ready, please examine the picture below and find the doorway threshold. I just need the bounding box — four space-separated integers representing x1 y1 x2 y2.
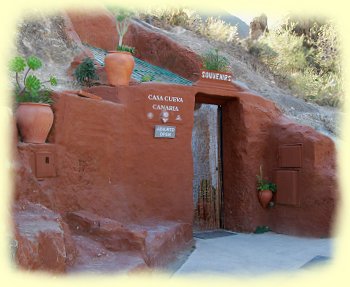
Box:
193 229 237 240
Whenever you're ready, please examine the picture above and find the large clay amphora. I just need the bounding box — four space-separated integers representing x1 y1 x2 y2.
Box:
16 103 54 143
104 51 135 86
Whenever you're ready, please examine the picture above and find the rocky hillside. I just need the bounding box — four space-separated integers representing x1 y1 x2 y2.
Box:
134 19 340 139
14 12 86 91
12 11 340 139
198 9 250 38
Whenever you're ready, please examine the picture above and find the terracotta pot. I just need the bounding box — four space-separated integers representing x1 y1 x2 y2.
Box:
15 102 54 144
258 190 273 208
104 51 135 86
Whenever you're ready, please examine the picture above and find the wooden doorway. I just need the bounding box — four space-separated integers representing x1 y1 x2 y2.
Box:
192 104 224 231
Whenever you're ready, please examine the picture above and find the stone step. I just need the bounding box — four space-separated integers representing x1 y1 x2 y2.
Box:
13 201 76 272
66 210 147 252
67 235 149 274
65 210 193 270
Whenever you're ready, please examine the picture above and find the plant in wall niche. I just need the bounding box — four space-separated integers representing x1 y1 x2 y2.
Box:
201 49 229 72
10 55 57 104
9 55 57 143
256 165 277 208
74 57 99 87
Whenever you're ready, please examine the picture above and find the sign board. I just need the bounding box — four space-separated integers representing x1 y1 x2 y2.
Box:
201 70 233 82
145 93 185 124
154 125 176 139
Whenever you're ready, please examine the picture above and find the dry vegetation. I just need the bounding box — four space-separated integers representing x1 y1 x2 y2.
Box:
136 7 342 108
247 19 342 107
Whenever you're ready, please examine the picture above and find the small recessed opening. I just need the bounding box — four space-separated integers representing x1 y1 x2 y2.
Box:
45 157 50 164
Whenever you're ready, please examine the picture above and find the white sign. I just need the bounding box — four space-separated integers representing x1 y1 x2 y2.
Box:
154 125 176 138
147 94 184 112
201 71 232 82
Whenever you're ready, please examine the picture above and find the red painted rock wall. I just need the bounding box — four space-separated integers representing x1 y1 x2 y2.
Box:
13 200 77 272
124 21 202 81
14 80 337 268
193 87 283 232
191 83 337 237
64 9 201 82
17 85 195 225
221 94 280 232
266 118 338 237
65 9 117 51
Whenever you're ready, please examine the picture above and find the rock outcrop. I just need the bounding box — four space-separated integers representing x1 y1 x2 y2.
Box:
124 20 202 81
249 14 268 40
65 9 117 51
66 210 147 252
13 201 77 272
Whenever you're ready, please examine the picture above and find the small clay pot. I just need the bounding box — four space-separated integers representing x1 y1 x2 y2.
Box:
16 102 54 143
104 51 135 86
258 190 273 208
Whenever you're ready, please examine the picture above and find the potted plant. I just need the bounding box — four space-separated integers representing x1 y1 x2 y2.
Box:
256 165 277 208
10 55 57 143
74 57 99 87
198 49 233 85
104 8 135 86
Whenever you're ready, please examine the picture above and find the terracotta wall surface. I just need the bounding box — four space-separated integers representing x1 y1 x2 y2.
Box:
266 118 338 237
221 95 276 232
13 200 77 272
190 84 338 237
16 84 195 225
15 82 338 239
65 9 117 51
193 87 282 233
124 21 202 81
64 8 201 82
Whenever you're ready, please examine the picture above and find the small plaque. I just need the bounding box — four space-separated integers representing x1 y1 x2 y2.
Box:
154 125 176 138
35 152 56 179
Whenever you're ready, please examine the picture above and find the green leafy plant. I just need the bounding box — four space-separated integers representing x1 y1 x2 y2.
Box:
141 74 154 82
109 7 135 53
256 165 277 192
247 18 342 107
117 45 135 54
116 8 133 47
74 57 99 87
201 49 229 72
10 55 57 104
254 225 271 234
